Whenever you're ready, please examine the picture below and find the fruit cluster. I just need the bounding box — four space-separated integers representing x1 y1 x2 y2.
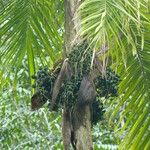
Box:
32 67 57 104
32 42 120 125
94 68 119 98
56 42 93 109
92 99 105 125
92 68 120 124
68 42 92 77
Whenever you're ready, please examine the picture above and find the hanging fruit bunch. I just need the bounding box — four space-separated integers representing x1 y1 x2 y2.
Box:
56 42 93 109
94 68 119 98
31 62 62 111
92 68 120 124
31 42 120 125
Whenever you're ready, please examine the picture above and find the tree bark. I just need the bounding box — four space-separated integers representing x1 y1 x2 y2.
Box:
64 0 81 56
63 0 93 149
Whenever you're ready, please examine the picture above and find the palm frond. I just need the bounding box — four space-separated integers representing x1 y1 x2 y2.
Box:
113 21 150 149
0 0 64 84
79 0 149 61
79 0 150 149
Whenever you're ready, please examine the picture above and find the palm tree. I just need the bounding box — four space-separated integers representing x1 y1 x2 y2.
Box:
1 0 150 149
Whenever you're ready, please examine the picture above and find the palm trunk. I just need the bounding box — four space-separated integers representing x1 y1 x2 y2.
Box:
64 0 81 55
63 0 93 149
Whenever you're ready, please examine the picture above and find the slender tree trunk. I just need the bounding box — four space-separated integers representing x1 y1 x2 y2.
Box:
72 105 93 150
64 0 81 55
63 0 93 149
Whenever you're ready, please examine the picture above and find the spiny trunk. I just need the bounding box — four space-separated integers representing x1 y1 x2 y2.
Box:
63 0 93 149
